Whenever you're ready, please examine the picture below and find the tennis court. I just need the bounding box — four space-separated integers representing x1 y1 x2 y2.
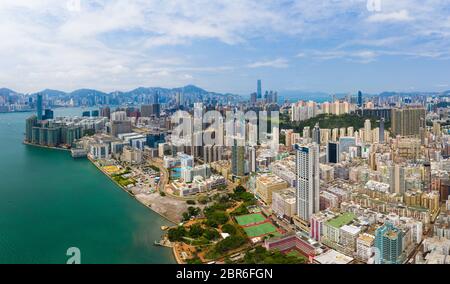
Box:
243 222 279 238
235 213 266 226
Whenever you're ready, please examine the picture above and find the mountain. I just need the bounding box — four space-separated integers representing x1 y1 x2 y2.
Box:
0 88 19 96
172 85 209 95
124 87 173 96
69 89 108 97
33 89 67 97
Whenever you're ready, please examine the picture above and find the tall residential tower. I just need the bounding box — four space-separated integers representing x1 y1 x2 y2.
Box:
295 143 320 225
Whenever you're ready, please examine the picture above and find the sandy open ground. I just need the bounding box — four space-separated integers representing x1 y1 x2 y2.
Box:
135 192 188 224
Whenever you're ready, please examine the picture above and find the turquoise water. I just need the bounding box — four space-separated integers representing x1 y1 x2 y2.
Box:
0 108 175 264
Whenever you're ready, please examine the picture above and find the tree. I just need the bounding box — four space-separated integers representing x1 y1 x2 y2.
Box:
198 196 209 205
189 224 205 239
243 246 307 264
203 228 220 241
168 226 187 242
221 224 237 235
234 186 246 194
214 235 246 254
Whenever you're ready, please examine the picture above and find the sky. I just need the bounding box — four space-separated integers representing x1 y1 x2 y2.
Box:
0 0 450 95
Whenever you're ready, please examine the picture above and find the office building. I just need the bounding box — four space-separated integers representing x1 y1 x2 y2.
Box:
141 104 161 118
257 80 262 99
327 141 339 164
111 120 132 137
375 222 404 264
357 91 363 107
36 94 43 121
232 138 245 177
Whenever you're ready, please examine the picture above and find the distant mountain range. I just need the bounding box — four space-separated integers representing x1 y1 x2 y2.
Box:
278 89 450 102
0 85 238 99
2 86 450 100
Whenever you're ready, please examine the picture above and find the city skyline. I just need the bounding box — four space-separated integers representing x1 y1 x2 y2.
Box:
0 1 449 95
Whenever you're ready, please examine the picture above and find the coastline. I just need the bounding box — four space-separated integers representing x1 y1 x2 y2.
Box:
87 156 185 264
24 140 181 264
23 141 71 152
86 155 179 225
24 141 180 225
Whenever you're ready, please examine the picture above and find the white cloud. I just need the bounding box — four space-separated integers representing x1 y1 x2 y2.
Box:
367 10 412 23
247 58 289 68
0 0 449 92
299 50 379 63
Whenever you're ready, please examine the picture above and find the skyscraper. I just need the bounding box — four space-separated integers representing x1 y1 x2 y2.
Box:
379 118 385 144
141 104 160 118
327 141 339 164
364 119 372 143
25 115 38 143
312 123 320 145
250 92 257 104
375 222 404 264
391 108 426 137
357 91 363 107
232 138 245 177
257 80 262 99
100 106 111 119
248 146 257 173
36 94 43 120
295 143 320 223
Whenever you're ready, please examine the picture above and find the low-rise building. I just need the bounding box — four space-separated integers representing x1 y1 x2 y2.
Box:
272 187 296 219
356 233 375 263
256 173 288 205
121 146 143 164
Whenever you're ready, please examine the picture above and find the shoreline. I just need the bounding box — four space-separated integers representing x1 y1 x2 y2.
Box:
23 141 71 152
25 141 184 263
86 156 179 225
24 142 179 225
87 156 184 264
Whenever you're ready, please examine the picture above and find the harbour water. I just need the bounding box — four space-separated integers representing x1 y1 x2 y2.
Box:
0 108 175 264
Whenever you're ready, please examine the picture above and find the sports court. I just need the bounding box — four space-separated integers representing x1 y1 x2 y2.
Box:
243 222 279 238
102 165 121 175
235 213 266 226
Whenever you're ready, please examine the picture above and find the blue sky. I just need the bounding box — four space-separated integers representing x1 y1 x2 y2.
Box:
0 0 449 95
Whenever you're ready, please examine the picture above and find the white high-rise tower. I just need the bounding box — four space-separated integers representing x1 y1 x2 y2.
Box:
295 143 320 223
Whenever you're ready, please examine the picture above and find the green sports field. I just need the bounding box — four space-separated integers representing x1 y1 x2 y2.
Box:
235 213 266 226
243 222 279 238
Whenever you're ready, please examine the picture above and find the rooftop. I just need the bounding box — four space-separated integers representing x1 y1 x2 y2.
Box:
326 212 356 229
314 249 354 264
